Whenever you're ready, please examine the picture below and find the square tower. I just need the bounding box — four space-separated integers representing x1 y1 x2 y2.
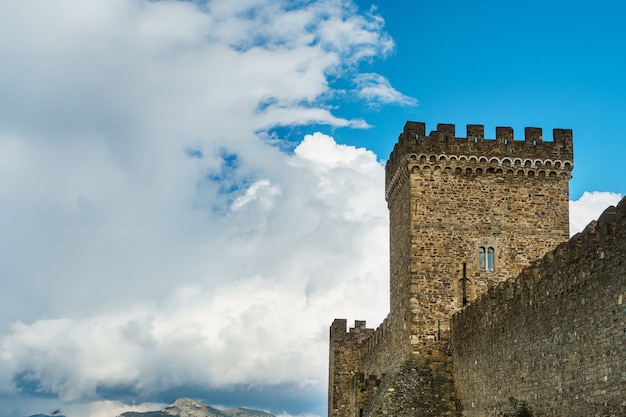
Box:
385 122 573 352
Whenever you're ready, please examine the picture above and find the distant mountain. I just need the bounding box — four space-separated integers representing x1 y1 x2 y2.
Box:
119 397 275 417
28 414 66 417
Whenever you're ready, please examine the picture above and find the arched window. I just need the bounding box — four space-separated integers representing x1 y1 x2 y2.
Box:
479 247 495 272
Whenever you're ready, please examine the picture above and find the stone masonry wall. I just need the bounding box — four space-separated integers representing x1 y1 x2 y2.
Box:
451 197 626 416
329 121 579 417
369 158 413 375
386 122 572 351
329 319 374 417
365 353 462 417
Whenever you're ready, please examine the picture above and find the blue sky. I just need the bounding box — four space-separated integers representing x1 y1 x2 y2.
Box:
322 0 626 200
0 1 623 417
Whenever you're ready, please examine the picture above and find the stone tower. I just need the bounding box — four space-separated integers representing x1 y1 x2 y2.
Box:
385 122 573 352
329 122 574 417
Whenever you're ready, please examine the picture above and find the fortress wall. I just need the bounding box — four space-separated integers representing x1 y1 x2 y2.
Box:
386 122 572 350
329 315 412 417
359 314 412 377
329 121 598 417
359 316 391 375
329 319 375 417
383 158 413 372
406 163 570 348
451 197 626 416
364 353 461 417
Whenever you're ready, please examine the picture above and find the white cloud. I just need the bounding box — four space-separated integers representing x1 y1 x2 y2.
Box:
87 401 167 417
569 191 623 235
0 133 389 414
0 0 400 415
0 18 616 409
354 73 418 106
6 1 619 416
230 179 282 211
68 400 167 417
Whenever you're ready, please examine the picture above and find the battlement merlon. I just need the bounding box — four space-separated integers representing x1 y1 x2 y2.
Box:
330 319 375 343
385 122 574 191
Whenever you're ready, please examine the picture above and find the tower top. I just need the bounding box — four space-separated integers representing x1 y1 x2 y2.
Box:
385 122 573 193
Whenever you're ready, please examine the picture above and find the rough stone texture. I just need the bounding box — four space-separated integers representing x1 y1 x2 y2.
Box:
387 122 572 350
451 198 626 417
166 398 217 417
366 353 462 417
329 319 377 417
329 121 576 417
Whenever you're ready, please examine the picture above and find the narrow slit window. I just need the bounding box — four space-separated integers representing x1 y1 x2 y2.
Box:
487 247 495 271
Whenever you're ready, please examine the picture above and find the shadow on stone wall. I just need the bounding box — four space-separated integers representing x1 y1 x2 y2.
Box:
364 353 463 417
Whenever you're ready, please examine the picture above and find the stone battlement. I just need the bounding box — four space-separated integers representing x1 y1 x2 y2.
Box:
385 122 573 199
330 319 373 338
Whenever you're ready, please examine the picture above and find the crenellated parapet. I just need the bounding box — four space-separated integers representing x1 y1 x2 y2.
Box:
336 319 375 338
385 122 574 202
360 316 391 362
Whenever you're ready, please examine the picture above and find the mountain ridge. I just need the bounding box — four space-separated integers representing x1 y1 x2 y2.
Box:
118 397 275 417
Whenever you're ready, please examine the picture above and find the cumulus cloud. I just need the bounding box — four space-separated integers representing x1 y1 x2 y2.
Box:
15 0 621 414
85 401 167 417
0 134 389 417
0 2 399 415
230 179 282 211
57 400 167 417
569 191 623 235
